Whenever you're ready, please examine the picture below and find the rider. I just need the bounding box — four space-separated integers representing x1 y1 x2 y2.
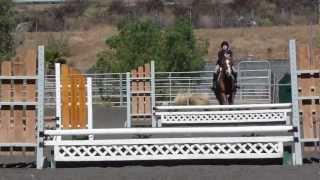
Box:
212 41 237 90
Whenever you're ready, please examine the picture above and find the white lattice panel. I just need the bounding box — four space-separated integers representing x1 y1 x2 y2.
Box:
53 137 286 161
157 109 290 125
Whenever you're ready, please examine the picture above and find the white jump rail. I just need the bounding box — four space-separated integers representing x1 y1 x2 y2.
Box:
44 127 294 162
154 103 292 127
45 126 293 136
46 136 293 161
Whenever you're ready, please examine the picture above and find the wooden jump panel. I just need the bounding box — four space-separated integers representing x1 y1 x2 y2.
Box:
130 63 152 125
60 65 87 129
0 49 36 155
297 44 320 151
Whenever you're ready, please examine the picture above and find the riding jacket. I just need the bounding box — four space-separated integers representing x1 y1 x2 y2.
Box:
217 49 233 66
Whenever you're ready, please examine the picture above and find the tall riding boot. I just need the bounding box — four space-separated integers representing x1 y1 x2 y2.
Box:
233 72 239 88
212 73 218 91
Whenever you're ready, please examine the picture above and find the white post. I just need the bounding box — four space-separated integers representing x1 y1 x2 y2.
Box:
289 39 303 165
36 46 45 169
150 61 156 127
126 72 131 128
55 63 61 141
87 77 93 140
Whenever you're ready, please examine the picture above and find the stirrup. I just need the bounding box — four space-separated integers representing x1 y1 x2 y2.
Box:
211 82 217 91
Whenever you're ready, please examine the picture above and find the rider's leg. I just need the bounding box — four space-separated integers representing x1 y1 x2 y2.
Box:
212 65 220 90
231 66 239 89
231 66 237 81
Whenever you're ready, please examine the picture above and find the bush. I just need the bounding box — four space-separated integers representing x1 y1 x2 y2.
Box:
259 18 274 26
90 18 207 73
45 34 70 70
0 0 15 61
161 18 206 72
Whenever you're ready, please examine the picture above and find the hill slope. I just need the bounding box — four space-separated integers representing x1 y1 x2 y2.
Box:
18 24 319 71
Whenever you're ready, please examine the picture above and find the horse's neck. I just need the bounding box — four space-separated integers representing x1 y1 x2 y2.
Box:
218 70 226 91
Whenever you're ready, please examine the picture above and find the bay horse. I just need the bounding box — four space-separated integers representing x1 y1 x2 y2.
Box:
213 57 237 105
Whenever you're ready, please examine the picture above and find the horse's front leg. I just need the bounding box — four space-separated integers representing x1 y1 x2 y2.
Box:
228 93 235 105
220 93 228 105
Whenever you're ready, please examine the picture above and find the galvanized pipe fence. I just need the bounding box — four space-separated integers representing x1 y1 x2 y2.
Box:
44 69 291 108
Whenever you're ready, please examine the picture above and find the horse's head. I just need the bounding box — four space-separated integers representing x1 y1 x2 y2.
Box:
220 56 233 79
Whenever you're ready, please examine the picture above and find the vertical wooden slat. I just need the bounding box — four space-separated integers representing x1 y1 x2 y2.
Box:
13 57 25 102
144 63 151 114
13 106 24 143
70 70 77 128
78 73 87 128
0 108 10 143
301 103 314 139
24 49 37 76
299 76 315 97
0 61 12 144
25 106 36 143
314 49 320 70
25 49 37 102
71 69 84 128
131 69 138 115
297 45 310 70
0 108 10 155
61 65 71 129
1 61 12 102
137 66 144 115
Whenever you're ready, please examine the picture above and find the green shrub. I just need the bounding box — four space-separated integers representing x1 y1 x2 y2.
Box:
45 34 70 68
90 18 207 73
0 0 15 61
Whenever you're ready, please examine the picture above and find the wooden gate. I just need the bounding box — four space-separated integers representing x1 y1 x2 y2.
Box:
297 44 320 151
0 49 37 155
128 62 154 127
58 64 90 129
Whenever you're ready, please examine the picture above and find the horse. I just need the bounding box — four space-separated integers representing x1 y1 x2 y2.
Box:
213 56 237 105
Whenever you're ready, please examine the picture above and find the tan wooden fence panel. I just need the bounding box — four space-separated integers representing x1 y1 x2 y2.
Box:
60 65 87 129
297 45 320 152
131 63 152 126
0 49 37 152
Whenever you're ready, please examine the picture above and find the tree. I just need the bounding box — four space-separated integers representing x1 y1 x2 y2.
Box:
105 18 163 72
162 18 206 72
0 0 15 61
90 18 207 73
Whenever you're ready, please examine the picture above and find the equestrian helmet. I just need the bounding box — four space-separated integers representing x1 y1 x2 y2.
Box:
221 41 229 48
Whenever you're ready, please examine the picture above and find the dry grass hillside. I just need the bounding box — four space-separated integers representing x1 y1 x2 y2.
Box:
18 24 320 71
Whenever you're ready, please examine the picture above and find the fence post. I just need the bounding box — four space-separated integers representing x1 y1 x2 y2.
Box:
151 61 156 127
87 77 93 140
36 45 45 169
169 72 172 104
119 73 123 107
126 72 131 128
289 39 303 165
